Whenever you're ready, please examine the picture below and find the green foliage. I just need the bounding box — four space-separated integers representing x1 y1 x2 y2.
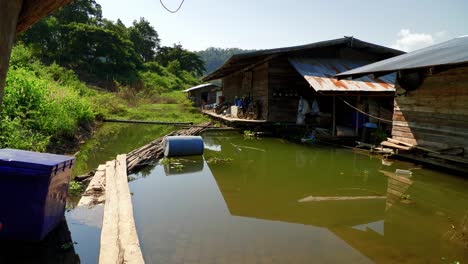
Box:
68 181 85 197
1 48 94 151
196 47 255 74
156 44 205 76
129 18 160 62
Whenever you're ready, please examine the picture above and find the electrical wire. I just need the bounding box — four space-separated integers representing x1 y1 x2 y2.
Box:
160 0 185 13
339 98 393 124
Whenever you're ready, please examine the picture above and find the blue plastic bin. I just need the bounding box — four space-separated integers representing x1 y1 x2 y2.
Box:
0 149 75 241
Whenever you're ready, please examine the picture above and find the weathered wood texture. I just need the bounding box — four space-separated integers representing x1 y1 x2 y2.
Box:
268 57 311 122
392 67 468 155
99 156 145 264
0 0 24 111
222 72 243 103
78 164 106 207
221 63 269 119
16 0 72 33
251 63 269 119
100 161 120 264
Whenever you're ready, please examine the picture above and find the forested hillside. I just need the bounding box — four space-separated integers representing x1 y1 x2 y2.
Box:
196 47 255 75
1 0 207 152
19 0 204 91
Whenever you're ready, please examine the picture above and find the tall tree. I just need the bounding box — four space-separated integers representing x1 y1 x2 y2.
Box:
129 18 160 62
156 44 205 76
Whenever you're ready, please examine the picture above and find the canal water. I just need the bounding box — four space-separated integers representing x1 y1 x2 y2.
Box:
127 131 468 264
66 123 176 264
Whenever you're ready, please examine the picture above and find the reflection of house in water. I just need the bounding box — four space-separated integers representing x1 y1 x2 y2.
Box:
204 135 468 263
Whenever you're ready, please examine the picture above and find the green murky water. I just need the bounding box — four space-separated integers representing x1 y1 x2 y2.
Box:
66 123 177 263
129 131 468 264
73 123 175 176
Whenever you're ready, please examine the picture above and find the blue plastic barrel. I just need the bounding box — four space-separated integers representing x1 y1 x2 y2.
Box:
163 136 204 157
0 149 75 241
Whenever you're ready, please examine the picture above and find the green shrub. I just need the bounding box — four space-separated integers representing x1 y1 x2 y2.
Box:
1 67 94 151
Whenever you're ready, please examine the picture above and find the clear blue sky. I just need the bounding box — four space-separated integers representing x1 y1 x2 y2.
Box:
97 0 468 52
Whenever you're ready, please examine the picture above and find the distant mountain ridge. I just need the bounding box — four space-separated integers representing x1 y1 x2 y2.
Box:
196 47 256 76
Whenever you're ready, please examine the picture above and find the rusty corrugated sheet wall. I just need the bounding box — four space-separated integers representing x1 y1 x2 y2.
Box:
288 57 396 92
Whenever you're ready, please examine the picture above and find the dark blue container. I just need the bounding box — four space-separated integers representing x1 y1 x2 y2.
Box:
163 136 204 157
0 149 75 241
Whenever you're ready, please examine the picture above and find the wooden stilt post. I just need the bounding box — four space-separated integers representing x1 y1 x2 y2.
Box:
355 96 360 136
0 0 24 112
332 95 336 136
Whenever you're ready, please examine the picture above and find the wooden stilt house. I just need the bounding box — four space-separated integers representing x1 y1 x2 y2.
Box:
183 83 222 108
338 36 468 168
202 37 403 137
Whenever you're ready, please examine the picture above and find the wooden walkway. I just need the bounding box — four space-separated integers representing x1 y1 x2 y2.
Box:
77 122 214 263
202 110 267 124
96 155 145 264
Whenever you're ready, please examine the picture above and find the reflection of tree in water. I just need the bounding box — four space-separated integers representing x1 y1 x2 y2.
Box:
0 219 80 264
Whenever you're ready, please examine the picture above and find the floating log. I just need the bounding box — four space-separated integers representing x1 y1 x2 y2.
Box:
103 118 193 126
298 196 386 202
127 122 212 173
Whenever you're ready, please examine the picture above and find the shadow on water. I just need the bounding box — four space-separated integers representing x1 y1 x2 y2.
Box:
0 205 103 264
128 131 468 264
0 220 80 264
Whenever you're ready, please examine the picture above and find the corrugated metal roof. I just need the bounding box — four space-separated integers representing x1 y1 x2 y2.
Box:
183 83 220 92
337 36 468 79
289 57 396 92
202 37 404 81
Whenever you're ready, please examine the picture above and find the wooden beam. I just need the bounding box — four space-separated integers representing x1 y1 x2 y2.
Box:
0 0 24 112
16 0 73 33
332 95 336 136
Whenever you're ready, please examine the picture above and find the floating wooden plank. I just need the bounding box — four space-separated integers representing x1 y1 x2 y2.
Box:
381 141 411 151
103 118 193 126
99 157 144 264
387 138 413 148
78 164 106 207
115 154 144 264
100 160 120 264
298 196 386 202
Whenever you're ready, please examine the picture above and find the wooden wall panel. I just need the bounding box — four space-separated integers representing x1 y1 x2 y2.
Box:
252 63 269 119
220 63 269 119
267 58 311 122
392 67 468 155
222 72 243 103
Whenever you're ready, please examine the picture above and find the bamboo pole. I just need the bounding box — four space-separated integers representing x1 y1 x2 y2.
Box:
0 0 24 112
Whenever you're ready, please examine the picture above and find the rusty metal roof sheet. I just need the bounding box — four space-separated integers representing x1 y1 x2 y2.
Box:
289 57 396 93
202 37 403 81
183 83 220 93
336 36 468 79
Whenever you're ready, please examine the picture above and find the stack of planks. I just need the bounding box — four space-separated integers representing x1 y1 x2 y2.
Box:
127 122 212 173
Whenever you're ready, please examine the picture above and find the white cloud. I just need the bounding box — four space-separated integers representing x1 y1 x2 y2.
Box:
434 31 446 38
391 29 434 52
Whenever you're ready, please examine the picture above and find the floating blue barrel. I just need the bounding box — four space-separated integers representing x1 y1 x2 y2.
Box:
0 149 75 241
163 136 204 157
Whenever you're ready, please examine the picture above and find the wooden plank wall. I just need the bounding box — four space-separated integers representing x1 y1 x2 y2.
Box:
252 63 269 119
222 72 243 103
221 63 269 120
268 57 311 122
392 67 468 155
